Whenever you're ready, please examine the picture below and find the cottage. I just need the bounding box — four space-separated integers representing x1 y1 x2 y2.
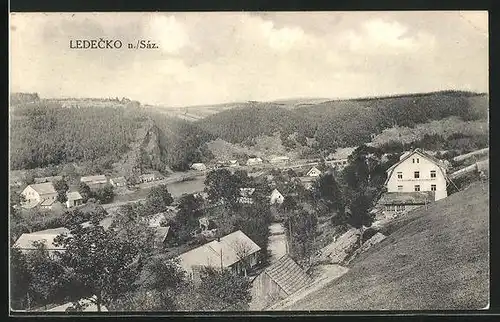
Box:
238 188 256 204
34 175 63 184
80 175 107 191
109 176 127 188
39 198 62 210
66 191 84 208
377 191 434 219
270 189 285 205
14 227 70 257
325 147 356 170
250 255 313 310
138 171 163 183
21 182 58 208
178 230 261 281
306 167 322 177
385 148 449 201
246 157 263 166
269 156 290 164
191 163 207 171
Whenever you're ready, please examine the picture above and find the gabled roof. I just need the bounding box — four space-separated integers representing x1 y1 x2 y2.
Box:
385 149 448 185
27 182 57 195
377 191 434 205
80 175 107 184
270 189 283 197
263 255 313 296
306 167 321 176
40 199 56 206
14 227 70 250
110 176 127 184
154 226 170 245
66 191 83 201
178 230 260 271
239 188 256 197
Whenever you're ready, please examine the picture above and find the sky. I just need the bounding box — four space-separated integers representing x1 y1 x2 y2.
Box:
10 11 488 107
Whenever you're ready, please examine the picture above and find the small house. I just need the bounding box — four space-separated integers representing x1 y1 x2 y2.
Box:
269 189 285 205
250 255 313 310
34 175 63 184
269 156 290 164
21 182 58 208
80 175 107 191
138 171 163 183
376 191 434 219
14 227 70 258
238 188 256 204
66 191 83 208
109 176 127 188
178 230 261 281
246 157 263 166
191 163 207 171
306 167 322 177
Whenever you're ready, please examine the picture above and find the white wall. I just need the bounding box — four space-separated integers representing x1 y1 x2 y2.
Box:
386 154 448 200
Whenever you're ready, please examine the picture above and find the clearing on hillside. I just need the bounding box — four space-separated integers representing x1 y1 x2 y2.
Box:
283 181 489 310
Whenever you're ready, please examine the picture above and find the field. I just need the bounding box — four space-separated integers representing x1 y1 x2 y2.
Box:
284 181 489 310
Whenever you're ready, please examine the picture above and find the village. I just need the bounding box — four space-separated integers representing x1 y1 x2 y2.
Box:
9 143 489 312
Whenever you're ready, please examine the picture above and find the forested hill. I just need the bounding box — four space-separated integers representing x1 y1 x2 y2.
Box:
197 90 488 152
9 97 214 172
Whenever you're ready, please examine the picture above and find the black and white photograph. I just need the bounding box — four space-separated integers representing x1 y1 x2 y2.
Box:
9 11 489 313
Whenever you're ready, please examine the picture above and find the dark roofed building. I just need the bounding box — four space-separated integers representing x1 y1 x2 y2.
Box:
250 255 313 310
377 191 434 219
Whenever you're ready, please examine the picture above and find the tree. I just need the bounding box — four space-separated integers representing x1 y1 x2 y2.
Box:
24 241 67 310
94 184 114 204
197 267 252 310
232 240 255 277
10 248 31 310
54 179 69 203
346 192 374 248
284 210 318 264
10 191 26 207
204 169 251 208
145 184 174 214
54 211 145 311
313 173 344 214
78 182 92 203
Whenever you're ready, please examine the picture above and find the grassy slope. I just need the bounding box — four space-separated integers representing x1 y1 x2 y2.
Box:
286 181 489 310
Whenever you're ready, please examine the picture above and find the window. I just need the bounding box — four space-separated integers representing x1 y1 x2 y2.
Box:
396 205 405 212
412 158 415 163
386 205 395 211
430 170 436 178
397 185 403 191
415 185 420 192
397 172 403 179
414 171 420 179
431 184 437 191
416 158 419 163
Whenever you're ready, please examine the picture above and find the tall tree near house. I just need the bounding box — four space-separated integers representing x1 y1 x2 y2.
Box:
78 182 92 203
10 248 32 310
54 211 145 312
144 184 174 214
204 168 241 207
284 210 318 264
94 184 114 204
232 240 255 277
313 173 344 214
346 192 374 248
10 190 26 207
54 179 69 203
24 241 67 310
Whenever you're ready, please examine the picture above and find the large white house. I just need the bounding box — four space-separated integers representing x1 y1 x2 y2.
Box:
385 149 449 201
21 182 58 207
269 189 285 205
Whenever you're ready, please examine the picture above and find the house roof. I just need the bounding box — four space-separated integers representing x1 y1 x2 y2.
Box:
46 296 108 312
80 175 107 184
66 191 83 201
28 182 57 195
110 176 127 184
154 226 170 245
385 149 448 185
40 199 56 206
240 188 256 197
263 255 313 296
377 191 434 206
14 227 70 250
306 167 321 176
34 176 63 184
329 147 356 160
178 230 261 271
270 189 283 197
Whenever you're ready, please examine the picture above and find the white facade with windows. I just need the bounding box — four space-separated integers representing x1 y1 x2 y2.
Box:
385 149 448 201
